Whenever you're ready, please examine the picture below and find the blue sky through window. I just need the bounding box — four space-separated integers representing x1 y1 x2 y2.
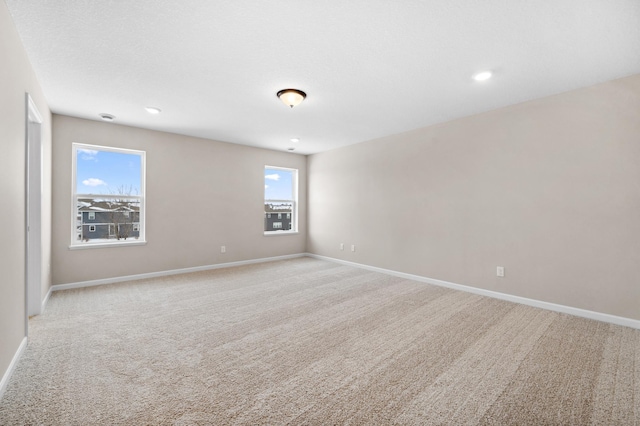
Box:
76 148 142 194
265 167 293 200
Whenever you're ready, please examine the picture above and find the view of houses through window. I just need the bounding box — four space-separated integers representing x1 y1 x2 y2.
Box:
72 144 145 246
264 166 297 233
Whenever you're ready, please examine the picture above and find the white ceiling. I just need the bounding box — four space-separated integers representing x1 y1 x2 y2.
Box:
6 0 640 155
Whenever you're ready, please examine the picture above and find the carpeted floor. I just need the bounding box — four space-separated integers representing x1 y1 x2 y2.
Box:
0 257 638 425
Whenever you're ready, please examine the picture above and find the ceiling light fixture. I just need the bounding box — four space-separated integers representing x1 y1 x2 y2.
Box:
277 89 306 108
290 138 300 143
99 113 115 121
473 71 493 81
145 106 161 114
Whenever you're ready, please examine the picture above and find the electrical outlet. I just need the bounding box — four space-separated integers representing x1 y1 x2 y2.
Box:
351 245 356 252
496 266 505 277
221 246 226 253
340 243 344 251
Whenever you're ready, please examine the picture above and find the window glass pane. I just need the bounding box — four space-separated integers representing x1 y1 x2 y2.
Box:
76 149 142 195
76 197 141 242
264 168 293 200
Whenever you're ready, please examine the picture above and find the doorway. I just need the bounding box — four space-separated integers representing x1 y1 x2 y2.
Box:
25 93 43 325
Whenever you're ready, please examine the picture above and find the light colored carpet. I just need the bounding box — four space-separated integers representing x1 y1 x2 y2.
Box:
0 257 638 425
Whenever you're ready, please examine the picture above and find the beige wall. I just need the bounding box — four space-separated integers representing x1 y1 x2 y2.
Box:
52 115 306 284
308 74 640 321
0 1 52 382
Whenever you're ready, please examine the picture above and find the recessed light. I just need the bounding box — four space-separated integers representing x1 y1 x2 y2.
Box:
145 107 161 114
473 71 492 81
290 138 300 143
99 113 115 121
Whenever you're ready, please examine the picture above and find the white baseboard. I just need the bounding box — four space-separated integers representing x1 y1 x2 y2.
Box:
41 287 52 313
51 253 306 292
306 253 640 330
50 251 639 329
0 337 27 402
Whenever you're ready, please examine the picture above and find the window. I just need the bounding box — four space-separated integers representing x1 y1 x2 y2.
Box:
72 144 145 247
264 166 297 233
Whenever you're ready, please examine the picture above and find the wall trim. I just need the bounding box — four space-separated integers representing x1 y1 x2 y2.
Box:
306 253 640 330
41 287 52 313
51 253 306 292
0 337 27 402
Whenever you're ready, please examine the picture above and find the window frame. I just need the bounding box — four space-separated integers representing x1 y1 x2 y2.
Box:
264 165 298 235
71 143 146 249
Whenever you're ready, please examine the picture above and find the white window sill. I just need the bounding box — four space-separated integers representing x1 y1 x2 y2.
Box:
264 231 299 237
69 240 147 250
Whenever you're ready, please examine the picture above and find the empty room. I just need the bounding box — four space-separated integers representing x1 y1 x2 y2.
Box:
1 1 639 424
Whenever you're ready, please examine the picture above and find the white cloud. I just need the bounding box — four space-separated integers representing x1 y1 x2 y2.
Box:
265 185 269 189
82 178 107 187
265 174 280 181
78 149 99 161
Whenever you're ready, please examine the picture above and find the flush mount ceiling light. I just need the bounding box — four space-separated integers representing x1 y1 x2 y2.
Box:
99 113 115 121
290 138 300 143
277 89 306 108
145 106 161 114
473 71 493 81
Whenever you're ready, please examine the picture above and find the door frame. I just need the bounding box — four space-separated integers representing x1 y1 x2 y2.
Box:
25 93 43 332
